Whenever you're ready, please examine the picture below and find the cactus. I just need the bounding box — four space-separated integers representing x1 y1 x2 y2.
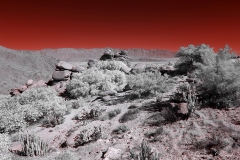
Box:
18 132 49 156
185 83 197 116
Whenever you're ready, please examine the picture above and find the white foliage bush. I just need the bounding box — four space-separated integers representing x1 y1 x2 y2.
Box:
0 133 12 160
94 60 127 71
0 87 67 133
67 68 127 98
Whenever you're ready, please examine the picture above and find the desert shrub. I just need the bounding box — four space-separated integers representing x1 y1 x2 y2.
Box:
112 125 129 134
72 108 104 121
0 94 10 103
0 87 67 133
0 101 28 133
193 134 228 156
17 132 49 156
41 111 65 128
130 140 160 160
0 133 12 160
119 109 139 123
217 44 237 60
74 126 102 147
161 107 178 123
94 60 128 71
145 113 164 126
196 58 240 108
54 151 78 160
107 108 121 119
145 107 179 126
127 72 174 98
175 44 216 74
100 108 121 121
71 98 84 109
67 68 127 98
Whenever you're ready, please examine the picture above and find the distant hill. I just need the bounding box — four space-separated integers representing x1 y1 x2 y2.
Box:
0 46 57 94
39 48 176 62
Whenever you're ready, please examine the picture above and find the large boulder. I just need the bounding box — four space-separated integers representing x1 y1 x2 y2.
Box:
52 70 71 81
72 65 86 72
10 88 21 96
100 49 114 60
18 85 28 92
130 63 146 74
120 65 131 74
26 79 34 86
56 61 73 70
119 50 128 56
8 141 24 156
100 54 113 61
28 80 47 89
88 59 98 68
145 64 159 72
170 102 188 119
104 147 123 160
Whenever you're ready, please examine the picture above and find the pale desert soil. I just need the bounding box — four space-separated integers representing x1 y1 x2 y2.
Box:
9 72 240 160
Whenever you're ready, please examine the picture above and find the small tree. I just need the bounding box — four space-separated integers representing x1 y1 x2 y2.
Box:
196 54 240 108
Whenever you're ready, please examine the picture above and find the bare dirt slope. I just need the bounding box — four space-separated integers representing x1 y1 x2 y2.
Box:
0 46 57 95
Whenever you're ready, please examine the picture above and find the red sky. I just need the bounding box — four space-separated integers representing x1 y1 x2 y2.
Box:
0 0 240 53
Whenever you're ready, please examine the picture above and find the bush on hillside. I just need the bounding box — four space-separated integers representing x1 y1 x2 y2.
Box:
66 68 127 98
175 44 216 74
94 60 128 71
196 57 240 108
127 72 174 98
0 87 68 133
174 44 240 109
0 133 12 160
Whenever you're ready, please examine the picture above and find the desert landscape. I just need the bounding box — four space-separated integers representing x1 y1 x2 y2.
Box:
0 44 240 160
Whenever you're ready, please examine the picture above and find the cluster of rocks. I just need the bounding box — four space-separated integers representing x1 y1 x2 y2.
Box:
10 61 86 96
50 61 86 95
99 49 131 66
130 62 176 75
10 79 47 96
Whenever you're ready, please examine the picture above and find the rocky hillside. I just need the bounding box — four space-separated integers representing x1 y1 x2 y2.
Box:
0 46 57 95
39 48 176 62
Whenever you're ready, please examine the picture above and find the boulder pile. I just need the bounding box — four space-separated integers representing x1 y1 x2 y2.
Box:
10 61 86 96
10 79 47 96
99 49 131 66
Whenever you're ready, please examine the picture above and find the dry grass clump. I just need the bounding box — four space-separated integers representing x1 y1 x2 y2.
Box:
112 125 129 134
54 151 78 160
130 140 160 160
145 107 178 126
100 108 121 121
119 109 140 123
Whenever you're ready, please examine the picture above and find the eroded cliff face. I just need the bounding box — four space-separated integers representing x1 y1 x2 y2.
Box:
0 46 57 95
39 48 176 62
